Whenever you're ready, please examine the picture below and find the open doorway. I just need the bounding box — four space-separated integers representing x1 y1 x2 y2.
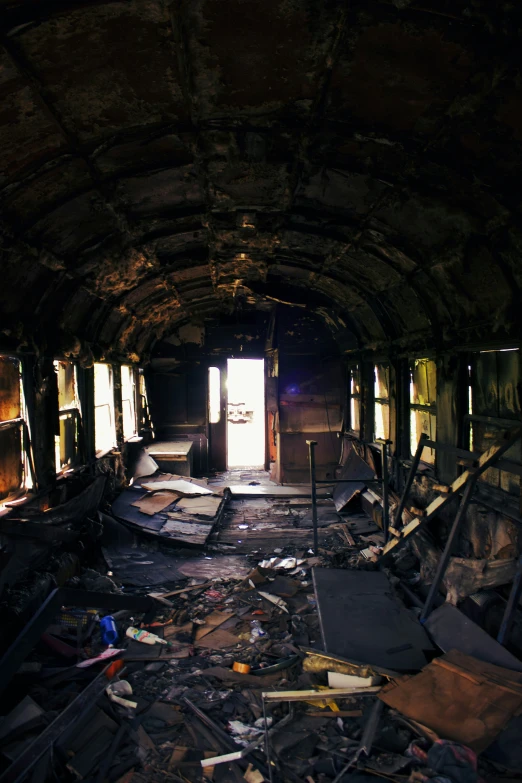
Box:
226 358 265 468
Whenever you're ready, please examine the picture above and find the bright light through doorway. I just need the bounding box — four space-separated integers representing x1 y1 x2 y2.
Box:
227 358 265 468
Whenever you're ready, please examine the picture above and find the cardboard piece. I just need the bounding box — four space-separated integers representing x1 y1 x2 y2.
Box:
379 649 522 752
141 479 213 496
197 629 242 649
194 611 232 641
131 491 177 515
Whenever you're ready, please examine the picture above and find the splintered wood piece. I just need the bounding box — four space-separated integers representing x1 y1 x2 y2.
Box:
194 611 232 641
262 687 381 702
381 427 522 558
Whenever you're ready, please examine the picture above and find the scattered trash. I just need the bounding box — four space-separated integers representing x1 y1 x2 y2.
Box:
126 626 169 645
2 468 520 783
257 591 289 613
106 679 137 709
100 614 118 645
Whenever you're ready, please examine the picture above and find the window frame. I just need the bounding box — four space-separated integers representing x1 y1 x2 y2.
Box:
409 357 437 466
373 363 391 442
138 369 152 433
94 362 117 457
54 359 83 474
465 348 520 495
121 364 138 442
0 355 35 506
346 363 361 436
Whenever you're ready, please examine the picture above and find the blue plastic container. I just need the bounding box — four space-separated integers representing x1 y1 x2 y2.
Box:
100 615 118 646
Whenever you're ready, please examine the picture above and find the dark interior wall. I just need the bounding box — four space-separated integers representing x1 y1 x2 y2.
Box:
275 309 343 482
148 306 346 478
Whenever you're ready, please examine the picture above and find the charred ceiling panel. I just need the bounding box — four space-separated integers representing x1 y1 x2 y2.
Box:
1 1 522 358
13 2 187 141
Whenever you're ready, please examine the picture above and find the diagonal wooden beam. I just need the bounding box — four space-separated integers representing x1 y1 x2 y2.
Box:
381 426 522 560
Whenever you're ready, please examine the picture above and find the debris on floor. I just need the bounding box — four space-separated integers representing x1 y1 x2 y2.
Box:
0 470 520 783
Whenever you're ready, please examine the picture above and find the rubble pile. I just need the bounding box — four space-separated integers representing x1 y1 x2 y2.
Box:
0 492 520 783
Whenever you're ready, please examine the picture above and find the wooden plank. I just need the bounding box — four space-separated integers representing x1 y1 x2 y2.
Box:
262 687 381 702
131 492 178 515
194 611 231 641
160 519 213 544
382 427 521 557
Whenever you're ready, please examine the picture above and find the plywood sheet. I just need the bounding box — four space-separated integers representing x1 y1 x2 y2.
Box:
141 479 212 496
131 491 177 515
197 629 242 649
174 495 222 518
160 519 213 543
194 611 232 641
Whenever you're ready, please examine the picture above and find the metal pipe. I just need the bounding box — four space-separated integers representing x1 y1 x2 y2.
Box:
497 553 522 646
376 438 392 542
306 440 319 555
420 479 476 622
394 433 428 530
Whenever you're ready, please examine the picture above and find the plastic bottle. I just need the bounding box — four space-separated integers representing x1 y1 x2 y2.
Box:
126 626 168 646
100 615 118 646
249 620 267 644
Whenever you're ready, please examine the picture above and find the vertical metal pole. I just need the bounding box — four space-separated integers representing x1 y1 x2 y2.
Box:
262 697 274 783
306 440 319 555
377 439 392 543
497 553 522 646
394 433 429 531
420 479 476 622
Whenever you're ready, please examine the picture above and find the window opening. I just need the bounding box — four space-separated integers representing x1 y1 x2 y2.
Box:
54 360 82 473
410 358 437 465
227 359 265 468
208 367 221 424
0 356 33 506
121 365 137 441
94 363 116 455
374 364 390 441
138 370 152 433
466 349 520 494
348 365 361 435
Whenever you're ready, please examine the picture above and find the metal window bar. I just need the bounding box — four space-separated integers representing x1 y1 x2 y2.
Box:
307 437 392 552
390 429 522 643
57 407 84 470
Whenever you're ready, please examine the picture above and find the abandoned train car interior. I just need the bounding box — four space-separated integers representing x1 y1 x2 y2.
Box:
1 0 522 781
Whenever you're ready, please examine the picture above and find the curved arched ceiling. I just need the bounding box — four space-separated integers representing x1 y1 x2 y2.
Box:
1 0 522 360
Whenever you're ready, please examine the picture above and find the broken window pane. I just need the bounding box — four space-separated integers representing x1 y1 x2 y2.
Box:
94 363 116 455
410 358 436 464
54 360 82 473
469 349 520 494
0 427 23 501
121 365 137 440
348 365 360 434
374 364 390 440
0 356 28 502
0 356 21 421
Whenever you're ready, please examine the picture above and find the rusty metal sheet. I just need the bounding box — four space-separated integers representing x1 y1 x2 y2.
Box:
313 567 434 671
